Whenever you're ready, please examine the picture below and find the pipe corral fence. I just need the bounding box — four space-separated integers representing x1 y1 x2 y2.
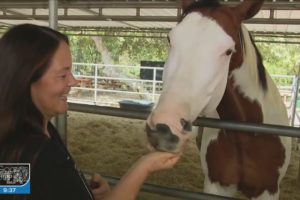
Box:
69 103 300 200
69 63 300 127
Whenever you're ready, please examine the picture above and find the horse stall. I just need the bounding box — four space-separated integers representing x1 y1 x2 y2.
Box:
67 103 300 200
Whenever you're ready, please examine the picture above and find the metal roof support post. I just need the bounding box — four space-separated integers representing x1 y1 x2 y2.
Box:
291 62 300 127
293 61 300 182
49 0 57 30
49 0 67 145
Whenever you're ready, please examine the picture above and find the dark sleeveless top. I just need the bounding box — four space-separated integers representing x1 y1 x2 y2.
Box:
0 123 94 200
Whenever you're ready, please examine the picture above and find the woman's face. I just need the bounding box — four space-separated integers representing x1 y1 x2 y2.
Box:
31 41 77 120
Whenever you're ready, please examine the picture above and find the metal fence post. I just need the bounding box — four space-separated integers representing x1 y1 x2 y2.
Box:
94 64 98 104
293 61 300 182
152 68 157 102
290 77 299 126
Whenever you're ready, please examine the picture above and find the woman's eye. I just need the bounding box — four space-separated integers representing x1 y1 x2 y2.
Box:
60 75 67 79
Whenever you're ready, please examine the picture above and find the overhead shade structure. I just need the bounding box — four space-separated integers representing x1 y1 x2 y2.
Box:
0 0 299 38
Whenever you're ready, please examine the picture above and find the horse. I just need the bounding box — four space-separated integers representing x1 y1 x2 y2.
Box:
145 0 292 199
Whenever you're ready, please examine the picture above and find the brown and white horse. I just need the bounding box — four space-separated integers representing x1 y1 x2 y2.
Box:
146 0 291 199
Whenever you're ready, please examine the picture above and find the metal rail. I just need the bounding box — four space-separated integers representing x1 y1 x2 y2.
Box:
102 176 239 200
0 1 300 10
71 102 299 200
68 103 300 138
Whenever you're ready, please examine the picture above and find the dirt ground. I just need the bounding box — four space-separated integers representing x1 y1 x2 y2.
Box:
67 111 300 200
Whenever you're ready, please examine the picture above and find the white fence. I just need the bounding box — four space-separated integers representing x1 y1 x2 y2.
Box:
68 63 300 126
69 63 163 104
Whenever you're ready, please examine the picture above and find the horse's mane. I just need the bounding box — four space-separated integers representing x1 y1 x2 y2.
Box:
249 35 268 91
240 27 268 91
181 0 221 20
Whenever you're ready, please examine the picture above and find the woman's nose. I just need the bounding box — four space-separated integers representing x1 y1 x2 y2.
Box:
69 73 78 87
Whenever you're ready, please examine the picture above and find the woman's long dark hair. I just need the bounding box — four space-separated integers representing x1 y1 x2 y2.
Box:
0 24 69 162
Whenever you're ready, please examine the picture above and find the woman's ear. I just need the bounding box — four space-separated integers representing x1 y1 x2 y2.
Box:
233 0 264 21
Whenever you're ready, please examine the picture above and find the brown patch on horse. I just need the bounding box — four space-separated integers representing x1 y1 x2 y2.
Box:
206 131 242 185
217 78 263 122
204 78 286 197
238 133 285 197
206 130 285 198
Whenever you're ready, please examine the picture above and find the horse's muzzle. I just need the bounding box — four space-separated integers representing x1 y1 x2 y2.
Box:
146 123 180 152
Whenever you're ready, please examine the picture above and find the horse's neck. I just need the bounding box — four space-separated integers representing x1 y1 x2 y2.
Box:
216 25 263 122
217 24 287 124
217 79 264 123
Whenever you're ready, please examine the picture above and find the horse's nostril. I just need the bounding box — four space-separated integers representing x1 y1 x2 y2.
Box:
156 123 171 135
146 123 154 135
146 122 180 152
180 118 192 132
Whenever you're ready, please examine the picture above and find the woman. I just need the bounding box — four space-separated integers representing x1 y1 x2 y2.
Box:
0 24 180 200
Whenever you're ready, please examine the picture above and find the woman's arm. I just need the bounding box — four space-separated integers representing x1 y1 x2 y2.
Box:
92 152 180 200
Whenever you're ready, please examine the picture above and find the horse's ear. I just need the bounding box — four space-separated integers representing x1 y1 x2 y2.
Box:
234 0 264 21
181 0 194 12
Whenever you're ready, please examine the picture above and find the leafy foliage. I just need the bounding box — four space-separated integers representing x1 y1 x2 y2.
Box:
68 35 299 82
69 36 169 64
69 35 169 77
256 39 300 76
69 36 102 63
101 37 169 65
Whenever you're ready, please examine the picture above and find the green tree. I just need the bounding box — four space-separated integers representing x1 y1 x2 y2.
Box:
256 39 300 76
102 36 169 65
69 36 102 63
69 35 169 77
68 34 300 81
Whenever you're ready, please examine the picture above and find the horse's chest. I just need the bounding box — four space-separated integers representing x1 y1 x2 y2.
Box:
205 130 285 197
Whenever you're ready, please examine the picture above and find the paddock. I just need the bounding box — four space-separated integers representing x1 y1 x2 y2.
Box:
67 111 300 200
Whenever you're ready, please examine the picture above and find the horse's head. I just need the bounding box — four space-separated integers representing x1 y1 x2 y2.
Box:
146 0 264 153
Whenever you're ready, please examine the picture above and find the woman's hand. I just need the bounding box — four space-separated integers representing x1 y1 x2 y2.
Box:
90 173 111 200
136 151 181 174
98 152 180 200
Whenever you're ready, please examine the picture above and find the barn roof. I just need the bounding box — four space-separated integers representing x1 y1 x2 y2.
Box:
0 0 299 41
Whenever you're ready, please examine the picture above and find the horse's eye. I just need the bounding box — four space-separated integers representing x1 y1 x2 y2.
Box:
225 49 233 56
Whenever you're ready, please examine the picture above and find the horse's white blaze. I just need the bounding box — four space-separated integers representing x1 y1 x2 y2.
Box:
148 13 235 139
